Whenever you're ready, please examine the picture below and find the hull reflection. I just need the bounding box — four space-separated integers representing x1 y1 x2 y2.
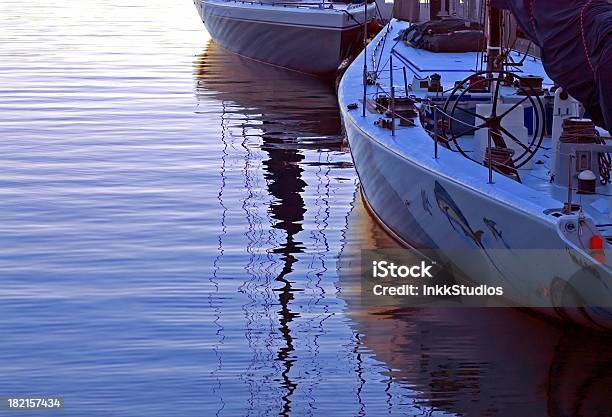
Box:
338 190 612 417
194 40 343 149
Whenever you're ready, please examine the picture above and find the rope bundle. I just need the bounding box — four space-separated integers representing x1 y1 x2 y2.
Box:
559 118 611 184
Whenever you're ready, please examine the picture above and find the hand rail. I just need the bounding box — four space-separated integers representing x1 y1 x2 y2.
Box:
219 0 369 10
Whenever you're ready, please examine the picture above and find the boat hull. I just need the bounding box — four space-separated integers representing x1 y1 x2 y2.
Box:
341 109 612 330
195 0 371 76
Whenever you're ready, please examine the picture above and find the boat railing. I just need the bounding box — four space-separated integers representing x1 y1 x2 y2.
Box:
370 23 392 79
369 86 522 183
224 0 326 8
359 11 544 184
363 81 593 213
362 50 515 181
371 73 552 186
222 0 365 10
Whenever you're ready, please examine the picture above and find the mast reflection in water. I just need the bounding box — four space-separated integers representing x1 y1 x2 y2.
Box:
193 41 362 416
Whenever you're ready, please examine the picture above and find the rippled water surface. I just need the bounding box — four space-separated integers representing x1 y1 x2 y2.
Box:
2 1 612 416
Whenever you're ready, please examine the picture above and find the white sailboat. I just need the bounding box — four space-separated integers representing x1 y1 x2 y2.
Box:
338 0 612 329
193 0 377 76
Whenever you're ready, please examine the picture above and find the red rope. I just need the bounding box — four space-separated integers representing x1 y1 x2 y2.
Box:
526 0 537 36
580 0 596 76
527 0 596 77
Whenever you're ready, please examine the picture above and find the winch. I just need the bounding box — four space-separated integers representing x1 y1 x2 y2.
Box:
553 118 612 190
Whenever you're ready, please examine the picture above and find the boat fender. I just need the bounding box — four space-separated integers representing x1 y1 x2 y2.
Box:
589 235 606 264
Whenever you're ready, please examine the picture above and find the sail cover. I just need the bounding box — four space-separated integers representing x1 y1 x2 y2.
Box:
493 0 612 132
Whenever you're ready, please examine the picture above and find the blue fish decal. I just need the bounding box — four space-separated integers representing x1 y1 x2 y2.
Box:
483 217 511 249
433 181 511 283
421 189 433 216
434 181 484 248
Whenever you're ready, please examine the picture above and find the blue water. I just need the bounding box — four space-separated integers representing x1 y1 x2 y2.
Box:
1 1 612 416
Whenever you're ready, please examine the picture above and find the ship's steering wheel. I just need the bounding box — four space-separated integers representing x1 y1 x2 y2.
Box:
440 70 545 170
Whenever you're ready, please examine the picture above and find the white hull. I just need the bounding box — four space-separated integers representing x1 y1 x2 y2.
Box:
194 0 375 76
338 20 612 330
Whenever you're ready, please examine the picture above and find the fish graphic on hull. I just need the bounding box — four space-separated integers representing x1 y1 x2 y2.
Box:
421 189 433 216
433 181 513 285
483 217 511 249
434 181 484 248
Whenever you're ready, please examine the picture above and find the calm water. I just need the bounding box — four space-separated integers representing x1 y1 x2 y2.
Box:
1 1 611 416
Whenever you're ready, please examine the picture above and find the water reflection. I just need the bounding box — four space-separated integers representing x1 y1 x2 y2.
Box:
194 41 347 416
1 1 428 415
6 0 609 411
339 191 612 417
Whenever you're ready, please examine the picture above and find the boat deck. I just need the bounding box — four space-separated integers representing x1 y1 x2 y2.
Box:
340 19 612 239
202 0 372 16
